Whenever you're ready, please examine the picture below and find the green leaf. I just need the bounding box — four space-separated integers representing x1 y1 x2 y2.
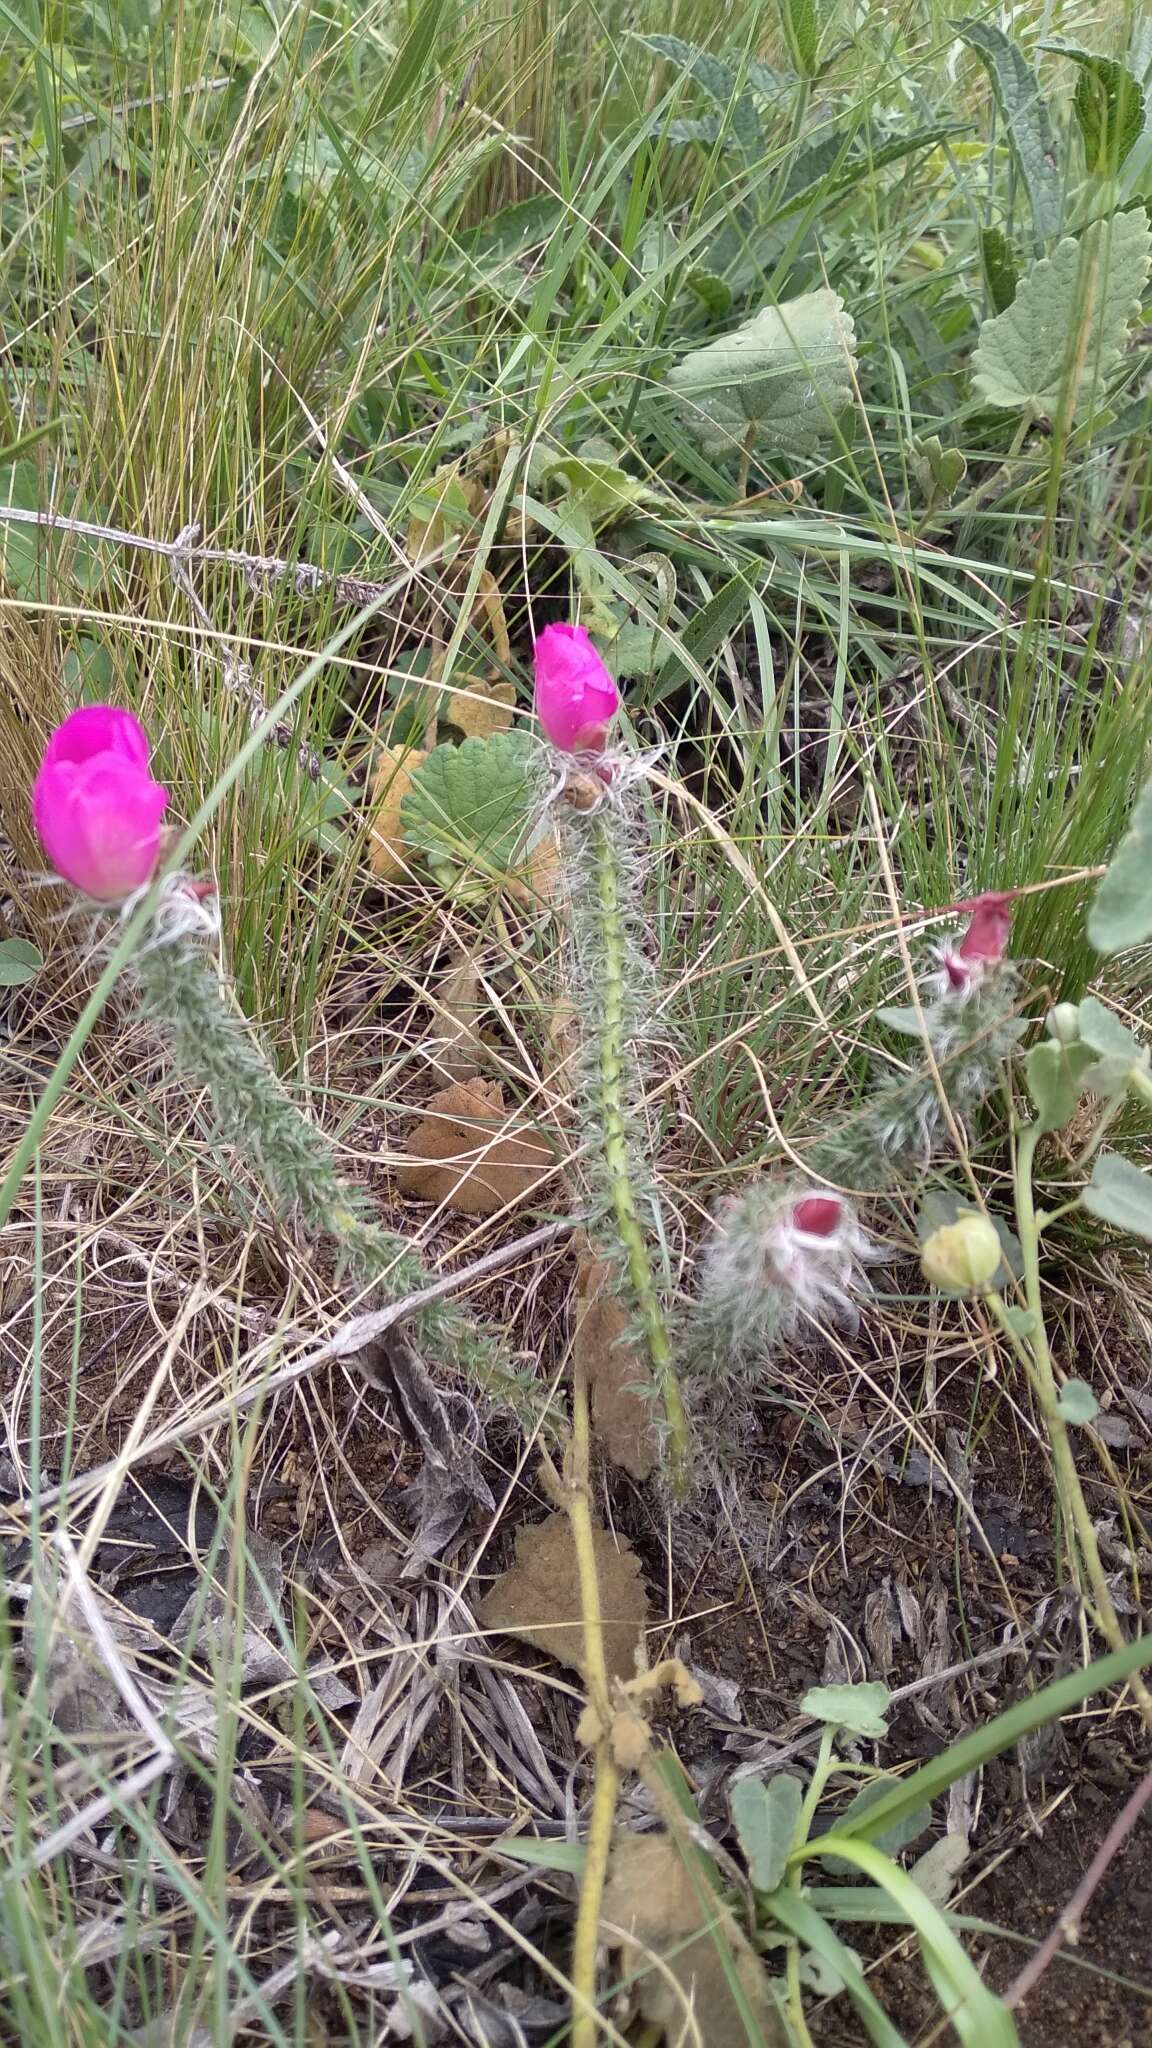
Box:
1082 1152 1152 1241
814 1633 1152 1857
0 937 43 987
376 0 449 118
730 1772 802 1892
780 0 819 77
955 20 1062 239
1040 39 1145 173
1075 995 1145 1066
1057 1378 1099 1423
491 1834 587 1873
876 1005 928 1038
540 452 654 528
800 1682 890 1739
667 287 857 453
634 33 762 152
820 1777 930 1875
973 211 1152 418
1025 1039 1097 1132
765 1890 909 2048
1001 1305 1038 1338
981 225 1019 313
1089 774 1152 953
400 731 540 880
909 434 967 511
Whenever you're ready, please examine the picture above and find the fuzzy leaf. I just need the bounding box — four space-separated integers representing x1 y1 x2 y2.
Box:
1025 1039 1097 1132
600 1834 784 2048
820 1776 931 1873
973 211 1152 418
780 0 819 76
1057 1378 1099 1423
478 1511 648 1685
981 225 1019 312
396 1078 556 1217
1075 995 1145 1066
876 1004 928 1038
636 33 763 152
0 936 42 987
1089 774 1152 953
400 730 540 880
801 1682 890 1739
909 1832 969 1905
731 1773 802 1893
954 20 1062 239
667 288 857 453
1040 39 1145 172
575 1244 657 1481
1082 1152 1152 1241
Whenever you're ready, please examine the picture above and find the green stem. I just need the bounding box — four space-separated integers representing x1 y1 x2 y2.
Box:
590 811 690 1484
1010 1124 1152 1730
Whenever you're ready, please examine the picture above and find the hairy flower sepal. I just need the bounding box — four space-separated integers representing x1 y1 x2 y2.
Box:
699 1180 876 1357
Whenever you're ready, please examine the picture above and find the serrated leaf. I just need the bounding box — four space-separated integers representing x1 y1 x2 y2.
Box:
954 20 1062 239
478 1512 648 1684
400 731 540 880
1025 1039 1098 1132
801 1682 890 1739
1040 39 1145 173
730 1773 802 1892
1075 995 1145 1065
1057 1378 1100 1423
981 225 1019 312
1082 1152 1152 1241
973 211 1152 418
0 937 42 987
667 288 857 453
820 1777 931 1874
1089 774 1152 953
635 33 762 152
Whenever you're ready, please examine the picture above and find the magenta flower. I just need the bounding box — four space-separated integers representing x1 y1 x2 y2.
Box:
33 705 168 902
939 891 1014 992
533 623 620 753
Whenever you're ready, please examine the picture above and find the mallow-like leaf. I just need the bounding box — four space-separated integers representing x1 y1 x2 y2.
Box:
667 288 857 452
973 210 1151 417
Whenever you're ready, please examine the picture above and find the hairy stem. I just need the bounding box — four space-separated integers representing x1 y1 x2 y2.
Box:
133 933 532 1409
567 1350 620 2048
586 808 689 1481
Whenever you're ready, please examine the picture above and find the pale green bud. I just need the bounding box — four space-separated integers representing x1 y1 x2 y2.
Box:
921 1214 1002 1294
1047 1003 1081 1046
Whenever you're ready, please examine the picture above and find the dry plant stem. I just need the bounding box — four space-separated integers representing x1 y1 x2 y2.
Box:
1004 1762 1152 2008
1007 1123 1152 1733
589 808 689 1482
566 1348 621 2048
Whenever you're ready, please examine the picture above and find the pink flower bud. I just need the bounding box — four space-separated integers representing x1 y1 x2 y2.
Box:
33 705 168 902
532 623 620 753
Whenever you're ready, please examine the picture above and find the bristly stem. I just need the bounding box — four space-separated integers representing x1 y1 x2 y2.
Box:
566 1345 620 2048
581 800 690 1485
133 932 536 1413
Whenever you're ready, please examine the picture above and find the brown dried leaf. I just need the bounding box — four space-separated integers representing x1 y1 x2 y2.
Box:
443 674 516 740
601 1834 785 2048
396 1078 556 1216
576 1248 657 1481
478 1510 647 1685
427 953 489 1084
367 745 426 882
504 826 562 910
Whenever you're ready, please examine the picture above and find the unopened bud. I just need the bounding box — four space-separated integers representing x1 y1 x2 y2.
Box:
921 1214 1001 1294
1047 1003 1081 1046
